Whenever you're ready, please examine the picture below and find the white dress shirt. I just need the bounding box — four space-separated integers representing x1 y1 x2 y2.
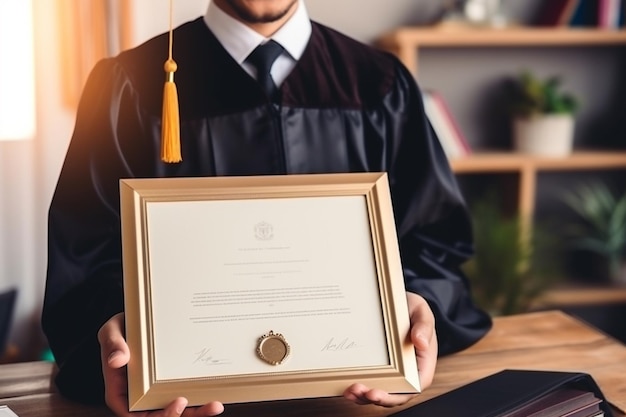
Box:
204 0 312 87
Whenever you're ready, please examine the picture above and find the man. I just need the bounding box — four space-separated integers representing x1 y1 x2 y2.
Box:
42 1 492 416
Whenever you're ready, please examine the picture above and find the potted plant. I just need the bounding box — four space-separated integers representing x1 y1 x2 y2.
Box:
507 70 579 157
561 182 626 286
462 197 560 316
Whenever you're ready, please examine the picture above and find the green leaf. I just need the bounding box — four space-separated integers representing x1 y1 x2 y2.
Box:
510 70 578 115
560 182 626 268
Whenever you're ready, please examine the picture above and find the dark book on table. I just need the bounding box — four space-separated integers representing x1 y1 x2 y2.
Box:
388 370 612 417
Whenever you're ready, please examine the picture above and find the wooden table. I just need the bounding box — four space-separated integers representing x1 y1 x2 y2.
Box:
1 310 625 417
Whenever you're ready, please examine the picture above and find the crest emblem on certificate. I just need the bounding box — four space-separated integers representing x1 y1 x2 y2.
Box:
254 221 274 241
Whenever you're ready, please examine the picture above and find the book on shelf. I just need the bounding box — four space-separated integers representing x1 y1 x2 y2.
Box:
535 0 580 26
598 0 624 28
570 0 625 28
570 0 600 27
422 90 471 160
535 0 624 28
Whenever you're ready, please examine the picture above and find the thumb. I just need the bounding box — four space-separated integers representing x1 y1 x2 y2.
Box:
98 312 130 369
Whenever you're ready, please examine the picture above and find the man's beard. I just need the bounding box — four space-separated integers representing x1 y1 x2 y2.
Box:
224 0 298 24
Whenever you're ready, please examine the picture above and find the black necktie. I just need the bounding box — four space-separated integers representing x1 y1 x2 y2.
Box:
246 40 284 100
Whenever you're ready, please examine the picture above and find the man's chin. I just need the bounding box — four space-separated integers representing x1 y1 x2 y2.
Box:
224 0 298 24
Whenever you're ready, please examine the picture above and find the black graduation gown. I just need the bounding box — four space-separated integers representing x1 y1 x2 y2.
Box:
42 18 492 404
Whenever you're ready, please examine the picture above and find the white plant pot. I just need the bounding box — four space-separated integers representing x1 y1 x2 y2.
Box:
513 114 575 157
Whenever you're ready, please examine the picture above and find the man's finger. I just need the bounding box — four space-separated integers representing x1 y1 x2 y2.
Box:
343 384 416 408
98 312 129 368
406 293 437 389
407 293 435 348
181 401 225 416
97 313 135 416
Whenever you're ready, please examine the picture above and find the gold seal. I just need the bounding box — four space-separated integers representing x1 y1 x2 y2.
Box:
256 331 290 365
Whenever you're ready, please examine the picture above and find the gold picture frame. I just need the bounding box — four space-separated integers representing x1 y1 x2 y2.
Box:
120 172 420 411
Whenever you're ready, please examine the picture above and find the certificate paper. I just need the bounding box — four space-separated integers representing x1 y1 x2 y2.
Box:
120 173 419 410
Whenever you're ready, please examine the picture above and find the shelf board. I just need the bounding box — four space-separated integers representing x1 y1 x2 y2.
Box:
532 285 626 308
377 26 626 49
449 151 626 173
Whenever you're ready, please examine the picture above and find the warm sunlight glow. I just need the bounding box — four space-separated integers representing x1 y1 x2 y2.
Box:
0 0 36 141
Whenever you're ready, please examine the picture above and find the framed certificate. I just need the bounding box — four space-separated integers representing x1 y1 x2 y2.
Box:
120 172 420 411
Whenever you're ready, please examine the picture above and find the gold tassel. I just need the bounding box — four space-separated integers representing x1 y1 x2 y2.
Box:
161 60 181 162
160 0 182 163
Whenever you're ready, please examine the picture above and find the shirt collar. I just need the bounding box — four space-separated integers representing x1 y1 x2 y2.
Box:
204 0 312 65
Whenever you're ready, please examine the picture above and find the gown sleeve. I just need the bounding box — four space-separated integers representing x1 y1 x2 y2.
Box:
41 58 154 404
382 60 492 355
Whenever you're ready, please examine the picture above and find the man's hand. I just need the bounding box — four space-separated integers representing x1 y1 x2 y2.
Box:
343 292 437 407
98 313 225 417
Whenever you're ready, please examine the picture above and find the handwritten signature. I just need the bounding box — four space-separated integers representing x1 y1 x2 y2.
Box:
321 337 358 352
193 347 231 366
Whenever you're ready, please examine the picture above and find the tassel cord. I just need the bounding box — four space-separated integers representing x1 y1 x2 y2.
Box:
160 0 182 163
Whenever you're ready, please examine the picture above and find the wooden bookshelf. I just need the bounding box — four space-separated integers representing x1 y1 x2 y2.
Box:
449 151 626 233
375 26 626 228
377 25 626 307
450 151 626 172
376 26 626 76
